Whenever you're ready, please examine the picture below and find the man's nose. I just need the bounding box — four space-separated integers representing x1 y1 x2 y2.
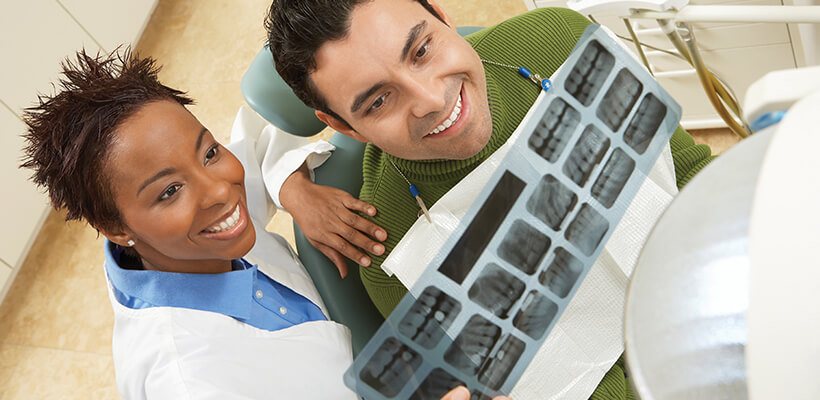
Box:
406 77 447 118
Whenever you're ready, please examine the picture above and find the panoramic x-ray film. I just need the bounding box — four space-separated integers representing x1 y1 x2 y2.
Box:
344 25 682 399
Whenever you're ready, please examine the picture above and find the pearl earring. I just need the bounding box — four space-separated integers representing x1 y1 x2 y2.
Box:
127 240 135 247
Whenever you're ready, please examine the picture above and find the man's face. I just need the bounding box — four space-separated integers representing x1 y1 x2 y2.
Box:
311 0 493 160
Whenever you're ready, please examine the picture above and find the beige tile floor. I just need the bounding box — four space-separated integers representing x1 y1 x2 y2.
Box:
0 0 737 398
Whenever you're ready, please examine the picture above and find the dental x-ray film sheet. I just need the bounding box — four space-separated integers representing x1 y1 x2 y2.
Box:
344 25 682 399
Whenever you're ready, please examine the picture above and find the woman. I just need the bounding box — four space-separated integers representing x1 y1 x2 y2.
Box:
20 50 506 400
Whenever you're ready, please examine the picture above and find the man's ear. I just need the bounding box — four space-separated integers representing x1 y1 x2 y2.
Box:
315 110 369 143
426 0 455 27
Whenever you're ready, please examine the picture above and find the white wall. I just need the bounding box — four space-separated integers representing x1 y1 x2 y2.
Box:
789 0 820 65
0 0 158 304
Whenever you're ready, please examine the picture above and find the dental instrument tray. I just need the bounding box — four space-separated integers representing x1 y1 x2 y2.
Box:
344 24 681 399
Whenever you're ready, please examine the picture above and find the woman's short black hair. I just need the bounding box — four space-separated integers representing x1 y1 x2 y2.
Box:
20 48 193 232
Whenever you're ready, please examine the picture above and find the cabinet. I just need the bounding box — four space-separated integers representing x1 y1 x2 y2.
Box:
522 0 802 128
0 0 157 304
0 104 49 281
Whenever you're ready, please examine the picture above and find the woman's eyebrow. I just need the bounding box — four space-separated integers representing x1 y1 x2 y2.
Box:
136 128 208 197
194 127 208 151
137 168 175 197
137 127 208 197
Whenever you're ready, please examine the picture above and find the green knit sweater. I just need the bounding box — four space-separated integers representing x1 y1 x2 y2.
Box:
358 8 714 399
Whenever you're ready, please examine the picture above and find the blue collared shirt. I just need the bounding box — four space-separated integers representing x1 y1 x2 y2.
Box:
103 241 326 332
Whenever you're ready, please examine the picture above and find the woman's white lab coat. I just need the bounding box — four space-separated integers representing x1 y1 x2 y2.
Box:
106 107 357 399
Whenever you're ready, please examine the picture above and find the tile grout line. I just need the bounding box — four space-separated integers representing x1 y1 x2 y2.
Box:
0 341 111 358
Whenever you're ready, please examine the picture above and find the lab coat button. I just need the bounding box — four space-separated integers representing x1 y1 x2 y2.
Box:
255 290 263 299
279 306 287 315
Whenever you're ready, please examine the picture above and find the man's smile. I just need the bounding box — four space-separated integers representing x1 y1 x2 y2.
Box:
423 85 470 140
426 90 462 136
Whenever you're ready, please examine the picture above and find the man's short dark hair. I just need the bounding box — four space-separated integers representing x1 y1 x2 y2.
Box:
20 49 193 232
265 0 444 127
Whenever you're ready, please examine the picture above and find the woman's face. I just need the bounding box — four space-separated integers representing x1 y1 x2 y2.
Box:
105 100 255 273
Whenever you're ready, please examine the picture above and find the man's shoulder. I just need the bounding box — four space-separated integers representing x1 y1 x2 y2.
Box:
467 7 590 48
502 6 589 27
360 143 387 203
359 144 418 216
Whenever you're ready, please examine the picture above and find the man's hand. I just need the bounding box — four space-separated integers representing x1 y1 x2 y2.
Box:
280 163 387 278
441 386 510 400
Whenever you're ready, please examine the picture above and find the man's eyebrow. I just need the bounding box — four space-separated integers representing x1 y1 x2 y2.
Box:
137 168 175 197
349 22 427 114
400 21 427 63
351 81 387 114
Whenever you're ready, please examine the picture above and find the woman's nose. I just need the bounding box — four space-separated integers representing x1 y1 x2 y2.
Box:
198 173 231 209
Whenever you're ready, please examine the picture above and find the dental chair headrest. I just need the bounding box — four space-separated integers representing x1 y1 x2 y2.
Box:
241 45 327 137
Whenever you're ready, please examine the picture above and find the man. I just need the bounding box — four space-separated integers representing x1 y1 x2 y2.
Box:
267 1 713 397
268 0 712 315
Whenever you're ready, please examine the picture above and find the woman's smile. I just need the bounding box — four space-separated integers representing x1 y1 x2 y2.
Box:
200 202 249 240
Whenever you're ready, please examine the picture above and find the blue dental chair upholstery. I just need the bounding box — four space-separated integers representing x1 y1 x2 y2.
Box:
240 26 484 356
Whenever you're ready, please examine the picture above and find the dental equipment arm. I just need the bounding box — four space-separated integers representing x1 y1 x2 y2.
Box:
571 0 820 138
